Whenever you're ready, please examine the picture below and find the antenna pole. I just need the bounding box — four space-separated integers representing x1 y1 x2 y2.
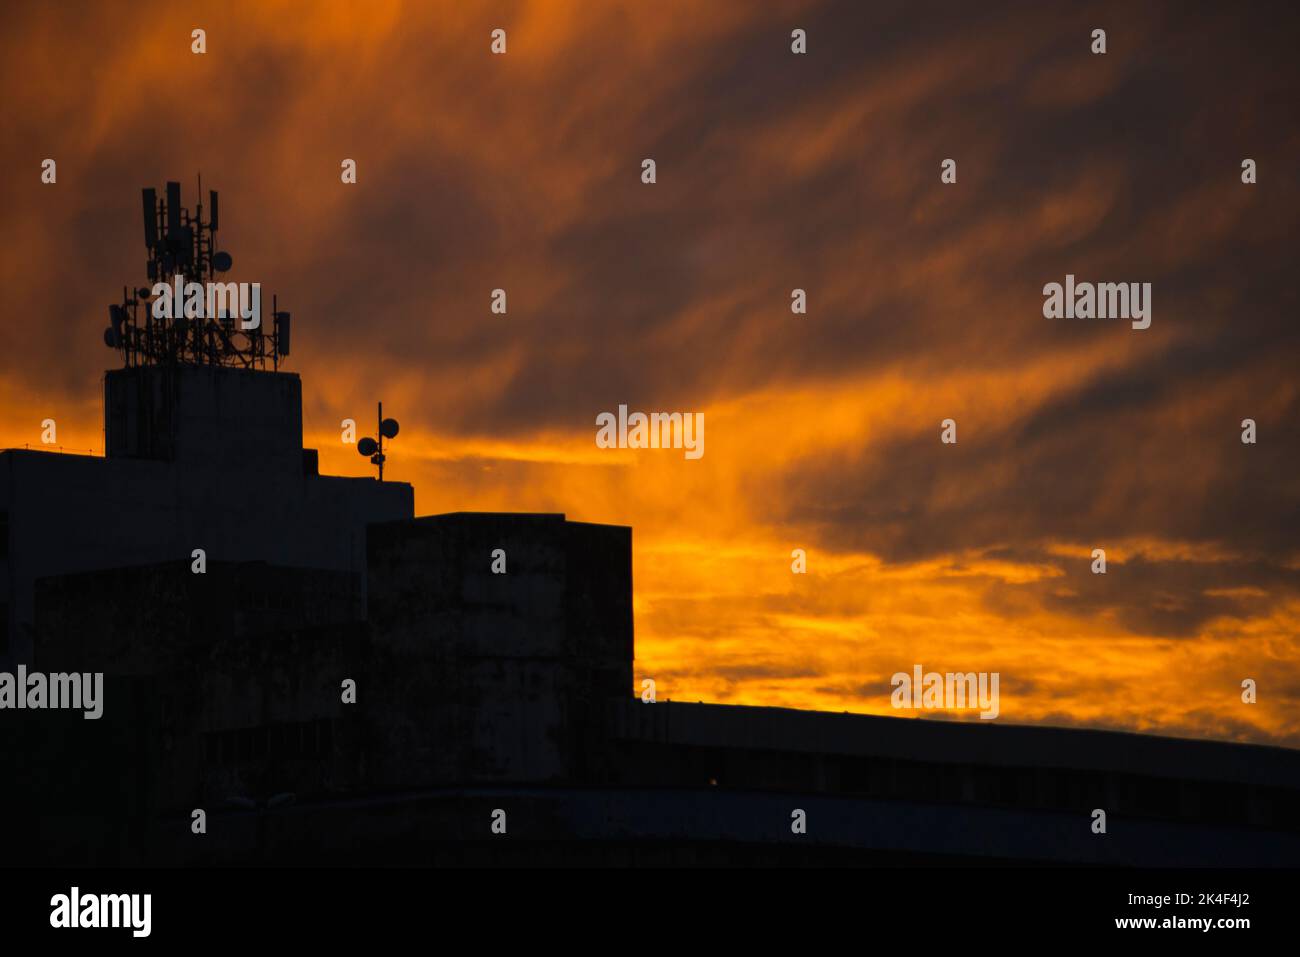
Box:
377 401 384 482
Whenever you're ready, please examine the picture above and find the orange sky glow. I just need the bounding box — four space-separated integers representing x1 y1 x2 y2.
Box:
2 0 1297 747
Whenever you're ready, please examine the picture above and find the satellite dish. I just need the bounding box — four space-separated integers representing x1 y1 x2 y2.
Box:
357 437 378 456
380 418 400 439
104 327 121 348
212 251 233 272
136 287 152 298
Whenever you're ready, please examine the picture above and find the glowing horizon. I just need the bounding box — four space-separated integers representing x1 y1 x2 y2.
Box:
2 0 1297 749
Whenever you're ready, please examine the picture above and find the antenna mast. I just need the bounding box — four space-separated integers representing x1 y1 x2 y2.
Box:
102 180 292 372
357 403 400 482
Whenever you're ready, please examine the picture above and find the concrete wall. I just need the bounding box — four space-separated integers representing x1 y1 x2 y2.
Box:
34 560 365 817
36 560 358 674
105 365 303 472
28 508 636 837
363 512 632 788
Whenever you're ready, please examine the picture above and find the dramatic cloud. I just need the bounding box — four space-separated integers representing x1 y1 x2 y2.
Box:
2 0 1297 745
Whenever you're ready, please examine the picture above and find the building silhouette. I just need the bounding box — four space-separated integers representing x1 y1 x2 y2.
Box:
3 186 1299 866
1 364 411 668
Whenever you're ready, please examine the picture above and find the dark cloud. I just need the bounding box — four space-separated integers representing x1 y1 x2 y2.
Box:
3 0 1297 744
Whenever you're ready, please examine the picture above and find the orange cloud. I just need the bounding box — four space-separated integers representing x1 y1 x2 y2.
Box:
3 0 1297 747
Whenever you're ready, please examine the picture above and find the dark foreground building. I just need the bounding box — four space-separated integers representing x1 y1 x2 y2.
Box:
14 537 1300 866
11 531 1300 866
4 184 1299 867
0 364 412 668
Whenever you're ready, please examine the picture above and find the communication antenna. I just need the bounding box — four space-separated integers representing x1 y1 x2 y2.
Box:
357 402 400 481
104 179 291 372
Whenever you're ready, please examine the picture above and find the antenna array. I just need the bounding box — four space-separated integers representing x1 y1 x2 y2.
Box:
104 179 292 371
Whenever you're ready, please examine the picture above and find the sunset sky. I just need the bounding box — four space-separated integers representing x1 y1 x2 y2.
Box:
2 0 1297 747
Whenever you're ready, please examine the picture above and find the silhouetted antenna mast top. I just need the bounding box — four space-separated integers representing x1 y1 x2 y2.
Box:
103 179 292 371
357 403 400 482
